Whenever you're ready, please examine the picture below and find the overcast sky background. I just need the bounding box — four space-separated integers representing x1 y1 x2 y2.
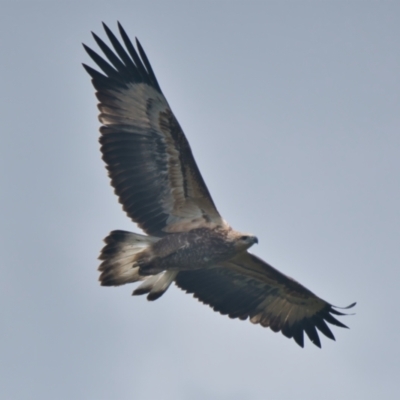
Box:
1 1 399 399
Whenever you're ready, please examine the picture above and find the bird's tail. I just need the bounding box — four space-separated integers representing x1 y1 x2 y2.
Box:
98 230 177 300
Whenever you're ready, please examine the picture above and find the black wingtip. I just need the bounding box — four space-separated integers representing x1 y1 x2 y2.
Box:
82 63 102 78
117 21 128 39
102 22 114 40
334 302 357 310
91 31 104 48
82 43 91 54
313 340 321 349
314 318 336 341
330 302 357 317
84 21 162 93
324 312 349 329
293 328 304 348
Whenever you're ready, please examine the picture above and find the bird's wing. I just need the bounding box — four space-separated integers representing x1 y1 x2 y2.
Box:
175 252 355 348
83 23 224 236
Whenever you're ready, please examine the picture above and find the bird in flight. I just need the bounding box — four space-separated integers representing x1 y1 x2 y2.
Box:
83 22 355 348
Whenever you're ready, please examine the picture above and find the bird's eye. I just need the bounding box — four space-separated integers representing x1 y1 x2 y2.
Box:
241 236 249 240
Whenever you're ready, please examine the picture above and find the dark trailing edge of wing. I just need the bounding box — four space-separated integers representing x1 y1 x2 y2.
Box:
175 268 355 348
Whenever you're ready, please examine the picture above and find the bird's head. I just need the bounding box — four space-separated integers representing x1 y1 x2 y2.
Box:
229 230 258 252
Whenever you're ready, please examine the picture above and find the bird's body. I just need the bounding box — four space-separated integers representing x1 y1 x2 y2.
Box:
83 22 355 348
138 227 257 275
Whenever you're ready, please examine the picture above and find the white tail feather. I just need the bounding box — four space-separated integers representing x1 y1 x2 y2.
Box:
99 230 158 286
98 230 176 300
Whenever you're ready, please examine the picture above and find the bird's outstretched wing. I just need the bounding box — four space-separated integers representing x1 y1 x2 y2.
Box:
175 252 355 348
83 23 223 236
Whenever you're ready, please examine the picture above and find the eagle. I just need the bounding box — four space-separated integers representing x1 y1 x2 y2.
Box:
83 22 355 348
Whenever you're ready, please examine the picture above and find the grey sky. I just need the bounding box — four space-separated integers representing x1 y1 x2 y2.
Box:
1 1 399 399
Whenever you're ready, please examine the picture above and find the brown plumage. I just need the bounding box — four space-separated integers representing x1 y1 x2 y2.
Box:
83 22 355 348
